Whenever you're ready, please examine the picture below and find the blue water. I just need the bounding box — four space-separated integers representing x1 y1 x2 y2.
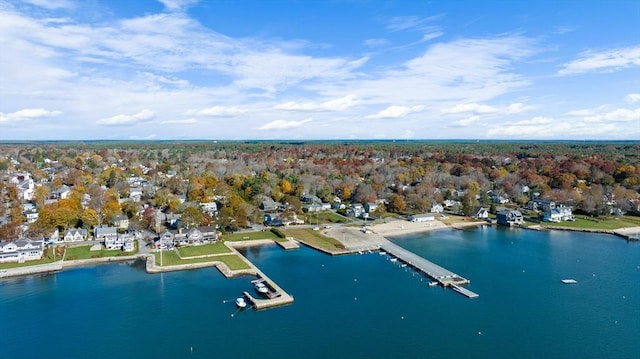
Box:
1 227 639 359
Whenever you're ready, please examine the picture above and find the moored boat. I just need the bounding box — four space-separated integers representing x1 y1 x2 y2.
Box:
561 279 577 284
235 297 247 308
254 282 269 294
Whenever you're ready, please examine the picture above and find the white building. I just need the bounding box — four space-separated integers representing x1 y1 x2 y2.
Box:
0 239 45 263
409 214 435 222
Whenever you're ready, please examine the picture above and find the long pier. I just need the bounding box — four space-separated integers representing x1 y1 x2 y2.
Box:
379 239 479 298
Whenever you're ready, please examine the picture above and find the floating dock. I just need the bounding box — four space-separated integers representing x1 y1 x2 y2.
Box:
379 239 478 298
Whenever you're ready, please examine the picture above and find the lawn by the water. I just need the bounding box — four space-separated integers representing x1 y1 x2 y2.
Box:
542 215 640 230
282 228 345 251
153 251 250 270
177 242 231 257
221 231 284 242
64 245 136 260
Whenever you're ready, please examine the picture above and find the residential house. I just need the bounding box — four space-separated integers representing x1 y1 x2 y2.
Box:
430 203 444 213
491 195 510 204
259 197 279 212
157 230 175 249
0 238 44 263
24 209 39 224
543 205 574 222
129 187 143 201
264 213 283 226
347 203 365 218
64 228 87 242
112 215 129 231
472 207 489 219
364 202 378 213
201 202 218 214
94 226 118 243
409 214 435 222
496 209 524 226
301 193 322 204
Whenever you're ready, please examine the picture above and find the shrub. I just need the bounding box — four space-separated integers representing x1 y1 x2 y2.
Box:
270 227 286 238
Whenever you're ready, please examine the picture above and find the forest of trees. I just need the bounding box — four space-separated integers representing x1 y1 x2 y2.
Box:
1 140 639 238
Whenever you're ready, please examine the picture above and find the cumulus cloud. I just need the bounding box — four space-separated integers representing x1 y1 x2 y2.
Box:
185 106 246 117
96 109 155 126
625 93 640 103
275 95 357 112
258 118 312 130
366 105 424 119
0 108 62 123
558 45 640 75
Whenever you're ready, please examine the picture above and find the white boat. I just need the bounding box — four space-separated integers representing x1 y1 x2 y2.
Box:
254 282 269 294
379 251 387 256
235 297 247 308
390 258 398 263
400 263 407 268
428 281 439 287
561 279 577 284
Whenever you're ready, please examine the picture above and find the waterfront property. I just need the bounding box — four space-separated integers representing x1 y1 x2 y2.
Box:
496 209 524 226
0 238 45 263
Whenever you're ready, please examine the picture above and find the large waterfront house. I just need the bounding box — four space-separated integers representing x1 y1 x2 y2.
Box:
0 238 45 263
112 215 129 231
496 209 524 226
543 205 574 222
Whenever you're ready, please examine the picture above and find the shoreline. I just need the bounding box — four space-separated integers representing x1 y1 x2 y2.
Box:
2 221 638 280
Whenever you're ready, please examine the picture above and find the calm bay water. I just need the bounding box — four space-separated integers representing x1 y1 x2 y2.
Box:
1 227 639 359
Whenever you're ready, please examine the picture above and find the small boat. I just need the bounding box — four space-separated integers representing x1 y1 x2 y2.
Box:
428 281 439 287
400 263 407 268
390 258 398 263
235 297 247 308
561 279 577 284
254 282 269 294
379 251 387 256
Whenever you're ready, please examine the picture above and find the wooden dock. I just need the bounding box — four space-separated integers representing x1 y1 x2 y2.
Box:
243 276 294 310
379 239 478 298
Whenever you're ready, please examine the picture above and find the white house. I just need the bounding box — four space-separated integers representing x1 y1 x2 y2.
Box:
409 214 435 222
472 207 489 219
64 228 87 242
543 205 574 222
95 226 118 242
0 238 45 263
430 203 444 213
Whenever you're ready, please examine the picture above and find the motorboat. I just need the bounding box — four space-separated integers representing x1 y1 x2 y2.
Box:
561 279 577 284
254 282 269 294
428 281 439 287
235 297 247 308
390 258 398 263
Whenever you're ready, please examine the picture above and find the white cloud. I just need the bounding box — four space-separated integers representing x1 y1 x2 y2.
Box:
625 93 640 103
157 0 200 11
259 118 313 130
20 0 75 10
453 116 481 126
442 102 532 115
0 108 62 123
385 16 441 32
96 109 155 126
363 38 388 48
367 105 424 119
422 30 443 42
275 95 357 112
185 106 246 117
558 45 640 75
161 118 197 124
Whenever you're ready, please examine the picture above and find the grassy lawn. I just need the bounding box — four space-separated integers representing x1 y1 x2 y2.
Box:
542 216 640 230
64 245 133 260
177 242 231 257
438 214 483 225
0 248 60 270
221 231 283 242
282 228 345 251
304 211 348 224
153 251 250 270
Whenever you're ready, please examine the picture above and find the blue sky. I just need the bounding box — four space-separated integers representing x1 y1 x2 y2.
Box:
1 0 639 141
